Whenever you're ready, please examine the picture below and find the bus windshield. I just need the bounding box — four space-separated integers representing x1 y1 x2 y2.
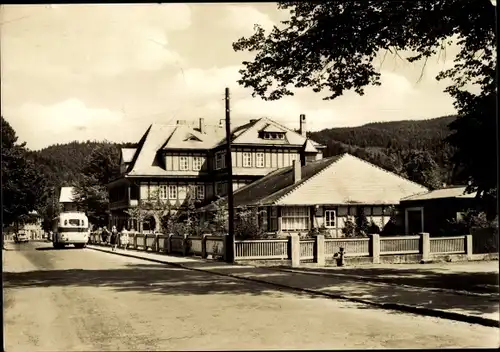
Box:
68 219 82 226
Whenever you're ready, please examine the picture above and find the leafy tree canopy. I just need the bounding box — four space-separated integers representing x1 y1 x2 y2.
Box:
1 116 47 228
233 0 497 212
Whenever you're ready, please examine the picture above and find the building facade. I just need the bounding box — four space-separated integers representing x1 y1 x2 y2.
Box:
108 115 326 231
200 153 429 238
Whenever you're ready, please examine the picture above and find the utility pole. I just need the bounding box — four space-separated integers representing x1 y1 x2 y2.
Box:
224 87 235 263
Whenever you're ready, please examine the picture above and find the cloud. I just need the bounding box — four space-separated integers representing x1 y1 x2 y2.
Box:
222 5 276 34
5 99 126 150
1 4 191 77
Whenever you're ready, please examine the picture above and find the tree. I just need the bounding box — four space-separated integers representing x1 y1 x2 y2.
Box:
401 150 442 189
73 143 120 227
1 116 47 229
233 1 496 211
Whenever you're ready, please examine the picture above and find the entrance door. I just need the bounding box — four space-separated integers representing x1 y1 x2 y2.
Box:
406 209 423 235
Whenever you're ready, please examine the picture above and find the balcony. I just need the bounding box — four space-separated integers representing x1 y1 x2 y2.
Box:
109 199 139 210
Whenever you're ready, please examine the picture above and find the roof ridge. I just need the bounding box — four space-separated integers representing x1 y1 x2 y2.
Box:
272 155 344 204
126 124 153 174
345 153 429 191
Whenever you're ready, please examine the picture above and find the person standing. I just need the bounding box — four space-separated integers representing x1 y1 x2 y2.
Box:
110 225 118 251
120 227 129 250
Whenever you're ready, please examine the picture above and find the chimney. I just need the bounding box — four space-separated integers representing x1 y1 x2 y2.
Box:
299 114 307 137
199 118 205 134
292 160 301 183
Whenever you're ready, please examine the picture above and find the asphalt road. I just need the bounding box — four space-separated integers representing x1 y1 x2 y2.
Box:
3 241 499 350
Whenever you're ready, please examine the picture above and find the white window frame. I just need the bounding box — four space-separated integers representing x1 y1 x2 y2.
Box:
159 185 168 199
215 151 225 170
324 210 336 228
243 152 252 167
179 156 189 171
192 156 203 171
281 206 310 231
168 185 177 199
195 185 205 200
256 152 265 168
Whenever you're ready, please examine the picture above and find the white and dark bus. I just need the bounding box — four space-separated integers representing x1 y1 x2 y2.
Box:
51 212 89 249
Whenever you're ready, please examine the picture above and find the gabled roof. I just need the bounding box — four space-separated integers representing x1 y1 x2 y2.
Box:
218 117 325 148
121 148 136 163
127 124 177 176
59 187 76 203
401 186 477 202
202 153 428 210
303 139 318 153
161 124 226 150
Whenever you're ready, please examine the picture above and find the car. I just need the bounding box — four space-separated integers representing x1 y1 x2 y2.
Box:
14 233 29 243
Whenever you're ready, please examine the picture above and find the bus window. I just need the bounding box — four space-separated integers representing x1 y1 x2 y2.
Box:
68 219 80 226
81 220 85 227
64 220 68 226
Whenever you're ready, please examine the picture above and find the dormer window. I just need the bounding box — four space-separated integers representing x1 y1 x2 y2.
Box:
259 131 286 140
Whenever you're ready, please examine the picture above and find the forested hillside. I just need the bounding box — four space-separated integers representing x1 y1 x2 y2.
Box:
308 115 461 187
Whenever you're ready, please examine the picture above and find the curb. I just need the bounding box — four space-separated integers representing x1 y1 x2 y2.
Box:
87 245 500 328
275 268 499 298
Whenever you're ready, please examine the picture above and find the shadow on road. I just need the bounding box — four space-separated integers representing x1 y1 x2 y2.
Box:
36 246 82 251
3 255 499 317
278 266 500 295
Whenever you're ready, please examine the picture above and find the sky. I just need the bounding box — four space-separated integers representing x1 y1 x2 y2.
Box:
1 3 461 151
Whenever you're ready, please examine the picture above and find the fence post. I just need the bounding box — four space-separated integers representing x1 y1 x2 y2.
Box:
165 234 172 254
291 234 300 268
201 234 208 259
154 233 159 252
465 234 473 260
369 233 381 264
182 234 189 256
133 233 137 249
143 234 148 251
223 234 235 263
420 232 430 262
315 235 325 266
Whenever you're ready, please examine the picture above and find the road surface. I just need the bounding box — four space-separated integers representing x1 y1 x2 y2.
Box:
3 241 499 350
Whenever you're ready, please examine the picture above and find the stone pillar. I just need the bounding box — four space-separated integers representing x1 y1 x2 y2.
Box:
166 234 173 254
182 234 189 256
420 232 430 262
369 233 381 264
465 234 473 260
133 233 137 249
315 235 325 266
290 234 300 268
201 234 208 259
143 234 147 251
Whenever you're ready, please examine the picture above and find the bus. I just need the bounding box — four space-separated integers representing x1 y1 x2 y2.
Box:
52 212 89 249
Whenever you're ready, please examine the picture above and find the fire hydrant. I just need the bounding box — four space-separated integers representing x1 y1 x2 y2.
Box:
333 247 345 267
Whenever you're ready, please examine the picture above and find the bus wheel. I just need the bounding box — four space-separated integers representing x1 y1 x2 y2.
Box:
74 244 86 249
53 243 63 249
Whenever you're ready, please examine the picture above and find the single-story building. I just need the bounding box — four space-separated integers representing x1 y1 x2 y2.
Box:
199 153 429 237
400 186 479 236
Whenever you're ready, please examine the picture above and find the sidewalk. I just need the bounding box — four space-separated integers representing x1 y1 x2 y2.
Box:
87 245 500 328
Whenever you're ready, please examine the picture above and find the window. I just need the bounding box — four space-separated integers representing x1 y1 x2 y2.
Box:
243 152 252 167
195 185 205 200
256 152 265 168
168 185 177 199
215 152 225 170
281 206 310 231
192 156 203 171
215 182 227 196
324 210 336 228
179 156 189 171
269 207 278 231
68 219 80 226
159 185 168 199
